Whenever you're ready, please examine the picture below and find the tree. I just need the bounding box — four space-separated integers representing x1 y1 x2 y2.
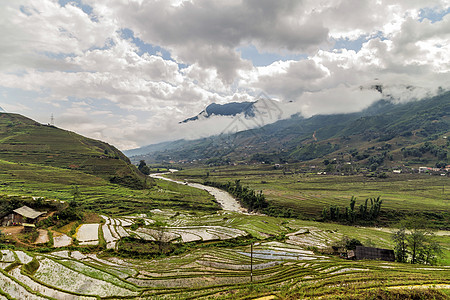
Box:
392 227 408 263
153 220 168 254
408 229 427 264
392 217 443 265
69 186 81 208
420 239 443 265
138 160 150 175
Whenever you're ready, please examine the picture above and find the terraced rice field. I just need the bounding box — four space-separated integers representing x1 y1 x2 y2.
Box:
53 232 72 248
76 224 100 246
1 240 448 299
1 174 448 299
98 213 249 249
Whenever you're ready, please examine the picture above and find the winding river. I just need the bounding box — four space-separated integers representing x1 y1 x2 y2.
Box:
150 171 247 213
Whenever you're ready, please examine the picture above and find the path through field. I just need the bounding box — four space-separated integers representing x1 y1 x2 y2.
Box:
151 171 247 213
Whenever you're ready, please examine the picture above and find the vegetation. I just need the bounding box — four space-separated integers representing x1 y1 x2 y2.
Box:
169 166 449 229
0 159 219 216
22 257 40 275
321 196 383 224
204 180 269 212
0 194 61 219
0 112 152 189
130 92 450 170
393 217 444 265
0 206 449 299
117 236 178 258
137 160 151 175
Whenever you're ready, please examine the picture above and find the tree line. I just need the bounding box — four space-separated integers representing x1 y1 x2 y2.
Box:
203 179 268 212
322 196 383 223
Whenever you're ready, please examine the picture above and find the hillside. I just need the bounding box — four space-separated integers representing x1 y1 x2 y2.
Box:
130 92 450 170
0 112 150 189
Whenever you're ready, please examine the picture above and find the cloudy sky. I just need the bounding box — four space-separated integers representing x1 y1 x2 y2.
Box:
0 0 449 150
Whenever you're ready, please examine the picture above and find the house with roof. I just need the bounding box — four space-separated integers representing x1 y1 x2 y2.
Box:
347 246 395 262
1 206 46 226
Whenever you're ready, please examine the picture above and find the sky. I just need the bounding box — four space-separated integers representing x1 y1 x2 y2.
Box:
0 0 449 150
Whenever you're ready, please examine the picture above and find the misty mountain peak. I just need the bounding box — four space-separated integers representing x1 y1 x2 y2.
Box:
180 101 256 123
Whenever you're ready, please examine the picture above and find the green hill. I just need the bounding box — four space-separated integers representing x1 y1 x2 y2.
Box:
0 112 150 189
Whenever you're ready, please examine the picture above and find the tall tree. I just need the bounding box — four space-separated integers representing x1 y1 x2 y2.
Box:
392 217 443 265
392 227 408 263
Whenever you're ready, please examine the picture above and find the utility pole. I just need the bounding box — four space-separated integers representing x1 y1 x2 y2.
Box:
250 241 253 282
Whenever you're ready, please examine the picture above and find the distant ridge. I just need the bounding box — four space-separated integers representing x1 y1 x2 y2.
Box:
129 92 450 168
0 107 5 112
180 101 255 123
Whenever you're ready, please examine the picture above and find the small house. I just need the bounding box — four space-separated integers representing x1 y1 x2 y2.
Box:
2 206 46 226
348 246 395 262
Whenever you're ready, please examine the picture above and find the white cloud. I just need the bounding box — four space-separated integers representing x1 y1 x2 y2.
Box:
0 0 449 150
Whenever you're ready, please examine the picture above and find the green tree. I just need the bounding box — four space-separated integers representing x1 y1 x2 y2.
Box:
153 220 169 253
69 186 81 208
420 239 443 265
392 227 408 263
408 229 427 264
138 160 151 175
393 217 443 265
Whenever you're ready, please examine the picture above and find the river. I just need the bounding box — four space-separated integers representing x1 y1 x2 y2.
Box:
150 171 247 213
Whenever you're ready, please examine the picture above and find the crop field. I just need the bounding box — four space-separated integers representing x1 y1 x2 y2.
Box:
1 204 450 298
0 159 219 215
169 165 450 227
1 211 449 299
1 162 449 298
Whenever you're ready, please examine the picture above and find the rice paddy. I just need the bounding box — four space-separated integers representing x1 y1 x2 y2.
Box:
1 171 449 298
0 233 448 299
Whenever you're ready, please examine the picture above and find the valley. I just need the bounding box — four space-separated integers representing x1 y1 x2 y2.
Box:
0 163 449 299
167 165 450 229
2 1 450 299
0 108 449 299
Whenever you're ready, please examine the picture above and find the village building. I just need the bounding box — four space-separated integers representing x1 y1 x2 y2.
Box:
347 246 395 262
1 205 46 227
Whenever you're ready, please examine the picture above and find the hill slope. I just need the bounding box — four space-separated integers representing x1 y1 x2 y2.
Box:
0 113 150 189
130 92 450 170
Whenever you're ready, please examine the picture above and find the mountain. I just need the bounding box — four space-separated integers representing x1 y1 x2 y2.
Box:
180 101 256 123
0 113 150 189
129 92 450 170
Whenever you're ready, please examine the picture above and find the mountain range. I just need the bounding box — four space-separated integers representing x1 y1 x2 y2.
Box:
127 92 450 170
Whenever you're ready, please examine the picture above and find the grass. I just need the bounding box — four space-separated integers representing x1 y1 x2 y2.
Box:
0 112 149 189
0 159 219 216
169 165 450 228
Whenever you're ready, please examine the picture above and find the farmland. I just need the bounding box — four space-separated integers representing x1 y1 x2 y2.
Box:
168 165 450 228
0 159 218 215
0 113 449 298
1 208 450 299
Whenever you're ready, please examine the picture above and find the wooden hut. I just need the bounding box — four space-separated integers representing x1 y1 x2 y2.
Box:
348 246 395 262
2 206 45 226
